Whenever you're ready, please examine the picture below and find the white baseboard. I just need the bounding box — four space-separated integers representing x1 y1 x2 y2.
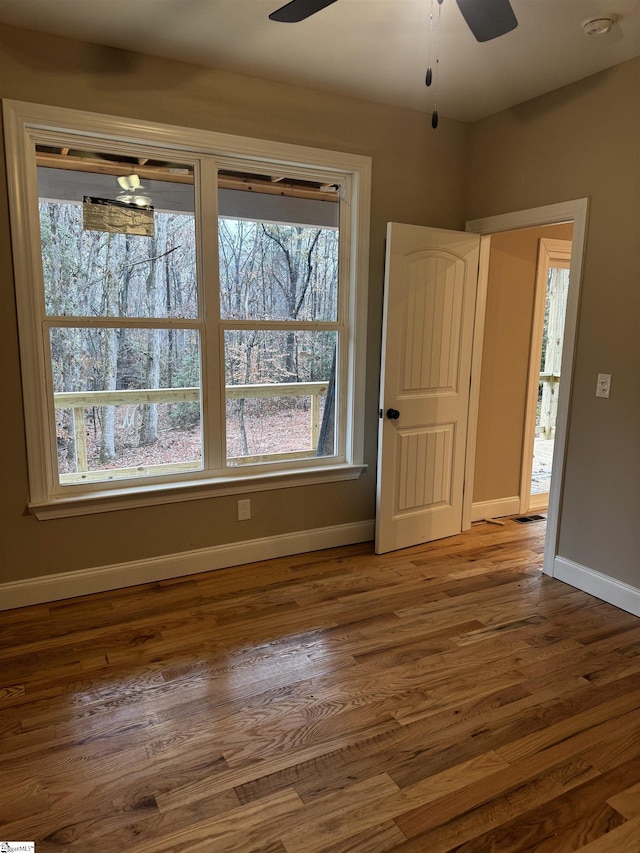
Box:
527 493 549 512
0 520 375 611
471 496 520 523
553 556 640 617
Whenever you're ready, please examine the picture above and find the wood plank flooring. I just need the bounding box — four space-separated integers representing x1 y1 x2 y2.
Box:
1 519 640 852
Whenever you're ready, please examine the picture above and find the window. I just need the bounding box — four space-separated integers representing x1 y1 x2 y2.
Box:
4 101 370 517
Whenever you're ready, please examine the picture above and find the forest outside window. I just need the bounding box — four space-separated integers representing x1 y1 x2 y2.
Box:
4 102 370 516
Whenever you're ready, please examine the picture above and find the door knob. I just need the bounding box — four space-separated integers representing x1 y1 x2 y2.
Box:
386 408 400 420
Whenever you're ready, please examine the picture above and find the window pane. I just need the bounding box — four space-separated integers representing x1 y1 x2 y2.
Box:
225 329 337 464
50 327 202 484
218 170 340 322
37 159 197 319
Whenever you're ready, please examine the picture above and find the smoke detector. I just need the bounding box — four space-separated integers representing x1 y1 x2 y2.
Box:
582 15 617 35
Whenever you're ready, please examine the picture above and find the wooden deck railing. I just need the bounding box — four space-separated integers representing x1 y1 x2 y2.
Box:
54 381 328 482
537 373 560 440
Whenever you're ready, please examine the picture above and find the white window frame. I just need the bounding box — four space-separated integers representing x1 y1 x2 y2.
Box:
3 100 371 519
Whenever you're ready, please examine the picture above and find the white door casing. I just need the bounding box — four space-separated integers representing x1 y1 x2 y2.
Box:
375 223 480 554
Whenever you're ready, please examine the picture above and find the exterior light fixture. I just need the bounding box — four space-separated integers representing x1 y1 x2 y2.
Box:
116 174 152 207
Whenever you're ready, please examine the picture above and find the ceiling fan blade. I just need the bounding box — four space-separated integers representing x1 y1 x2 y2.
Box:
269 0 338 23
455 0 518 42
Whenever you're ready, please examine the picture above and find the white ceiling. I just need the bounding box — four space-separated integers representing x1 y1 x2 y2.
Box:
1 0 639 121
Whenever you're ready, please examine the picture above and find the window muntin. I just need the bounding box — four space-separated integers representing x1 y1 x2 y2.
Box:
4 101 370 514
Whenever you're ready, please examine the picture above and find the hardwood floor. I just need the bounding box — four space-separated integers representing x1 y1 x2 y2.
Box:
1 518 640 852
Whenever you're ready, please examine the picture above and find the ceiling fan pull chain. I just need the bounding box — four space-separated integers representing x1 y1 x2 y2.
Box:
431 0 443 128
425 0 434 86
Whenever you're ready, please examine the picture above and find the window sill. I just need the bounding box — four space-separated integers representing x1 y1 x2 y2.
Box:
29 463 367 520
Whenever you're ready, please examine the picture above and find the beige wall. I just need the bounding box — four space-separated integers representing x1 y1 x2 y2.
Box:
466 57 640 586
0 25 470 584
473 222 573 504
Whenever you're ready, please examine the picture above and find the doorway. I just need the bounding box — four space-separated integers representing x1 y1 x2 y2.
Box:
465 199 588 576
523 237 572 513
466 223 574 520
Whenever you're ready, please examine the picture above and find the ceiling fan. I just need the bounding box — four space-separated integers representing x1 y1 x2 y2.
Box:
269 0 518 43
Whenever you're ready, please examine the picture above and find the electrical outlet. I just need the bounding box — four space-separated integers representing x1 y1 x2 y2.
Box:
596 373 612 398
237 498 251 521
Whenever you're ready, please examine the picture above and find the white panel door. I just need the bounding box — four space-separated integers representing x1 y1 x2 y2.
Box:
375 223 480 554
